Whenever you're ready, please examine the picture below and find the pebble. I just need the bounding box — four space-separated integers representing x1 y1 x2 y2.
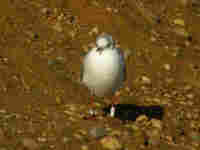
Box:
141 76 151 84
146 128 161 146
22 138 38 150
100 136 122 150
174 18 185 26
62 136 70 143
89 26 99 36
178 0 189 7
136 115 148 124
124 48 132 60
189 131 200 141
0 128 4 141
52 22 63 32
41 7 50 15
163 64 171 71
89 127 107 139
37 137 47 143
186 93 195 99
81 145 89 150
150 119 163 130
166 77 175 84
68 30 76 39
173 27 189 38
55 96 62 104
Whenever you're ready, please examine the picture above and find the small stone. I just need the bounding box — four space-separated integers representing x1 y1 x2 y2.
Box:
100 136 122 150
130 124 140 131
124 48 132 60
52 22 63 32
57 13 64 21
69 30 76 39
141 76 151 84
0 147 7 150
81 145 89 150
106 7 112 13
173 27 189 37
73 133 83 140
190 131 200 141
186 93 195 99
89 26 99 36
89 127 107 139
174 18 185 26
0 128 5 141
150 119 163 130
82 45 89 53
37 137 47 143
22 138 38 150
179 0 189 7
0 109 7 114
113 9 119 13
110 130 121 137
165 78 174 84
163 64 171 71
150 36 157 42
56 96 62 104
41 8 50 15
136 115 148 123
146 128 161 146
62 136 70 143
152 98 161 103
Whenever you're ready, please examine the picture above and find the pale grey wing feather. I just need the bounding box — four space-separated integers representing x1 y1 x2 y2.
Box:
80 63 84 82
80 49 90 82
116 47 126 82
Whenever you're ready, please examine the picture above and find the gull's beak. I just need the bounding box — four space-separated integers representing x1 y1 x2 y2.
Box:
96 47 104 55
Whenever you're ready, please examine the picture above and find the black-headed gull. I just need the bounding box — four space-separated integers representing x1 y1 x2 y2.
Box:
81 33 126 117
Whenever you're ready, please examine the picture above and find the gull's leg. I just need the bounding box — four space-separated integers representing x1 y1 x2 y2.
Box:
84 90 98 120
110 92 120 117
88 95 96 116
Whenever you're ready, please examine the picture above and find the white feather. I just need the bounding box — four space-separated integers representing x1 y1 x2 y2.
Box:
82 34 125 97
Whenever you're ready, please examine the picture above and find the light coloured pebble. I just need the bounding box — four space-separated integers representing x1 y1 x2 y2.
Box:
173 27 189 37
52 22 63 32
150 119 163 130
100 136 122 150
186 93 195 99
56 96 62 104
146 128 161 146
62 136 70 143
89 26 99 36
0 128 5 141
69 30 76 39
174 18 185 26
141 76 151 84
37 137 47 143
163 64 171 71
124 48 132 60
0 109 7 114
41 8 50 14
165 77 174 84
81 145 89 150
150 36 157 42
89 127 107 139
136 115 148 123
22 138 38 150
178 0 189 6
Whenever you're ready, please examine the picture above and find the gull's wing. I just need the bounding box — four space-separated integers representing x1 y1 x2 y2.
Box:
116 47 127 82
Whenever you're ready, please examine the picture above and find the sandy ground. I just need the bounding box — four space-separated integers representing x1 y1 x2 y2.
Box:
0 0 200 149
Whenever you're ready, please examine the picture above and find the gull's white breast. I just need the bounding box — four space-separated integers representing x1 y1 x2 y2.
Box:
82 47 125 97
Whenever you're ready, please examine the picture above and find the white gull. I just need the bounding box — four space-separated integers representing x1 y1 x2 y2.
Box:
81 33 126 117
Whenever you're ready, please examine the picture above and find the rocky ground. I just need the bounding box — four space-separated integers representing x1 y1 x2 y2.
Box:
0 0 200 149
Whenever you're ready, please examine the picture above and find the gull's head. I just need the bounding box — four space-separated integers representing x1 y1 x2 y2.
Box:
96 33 114 50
